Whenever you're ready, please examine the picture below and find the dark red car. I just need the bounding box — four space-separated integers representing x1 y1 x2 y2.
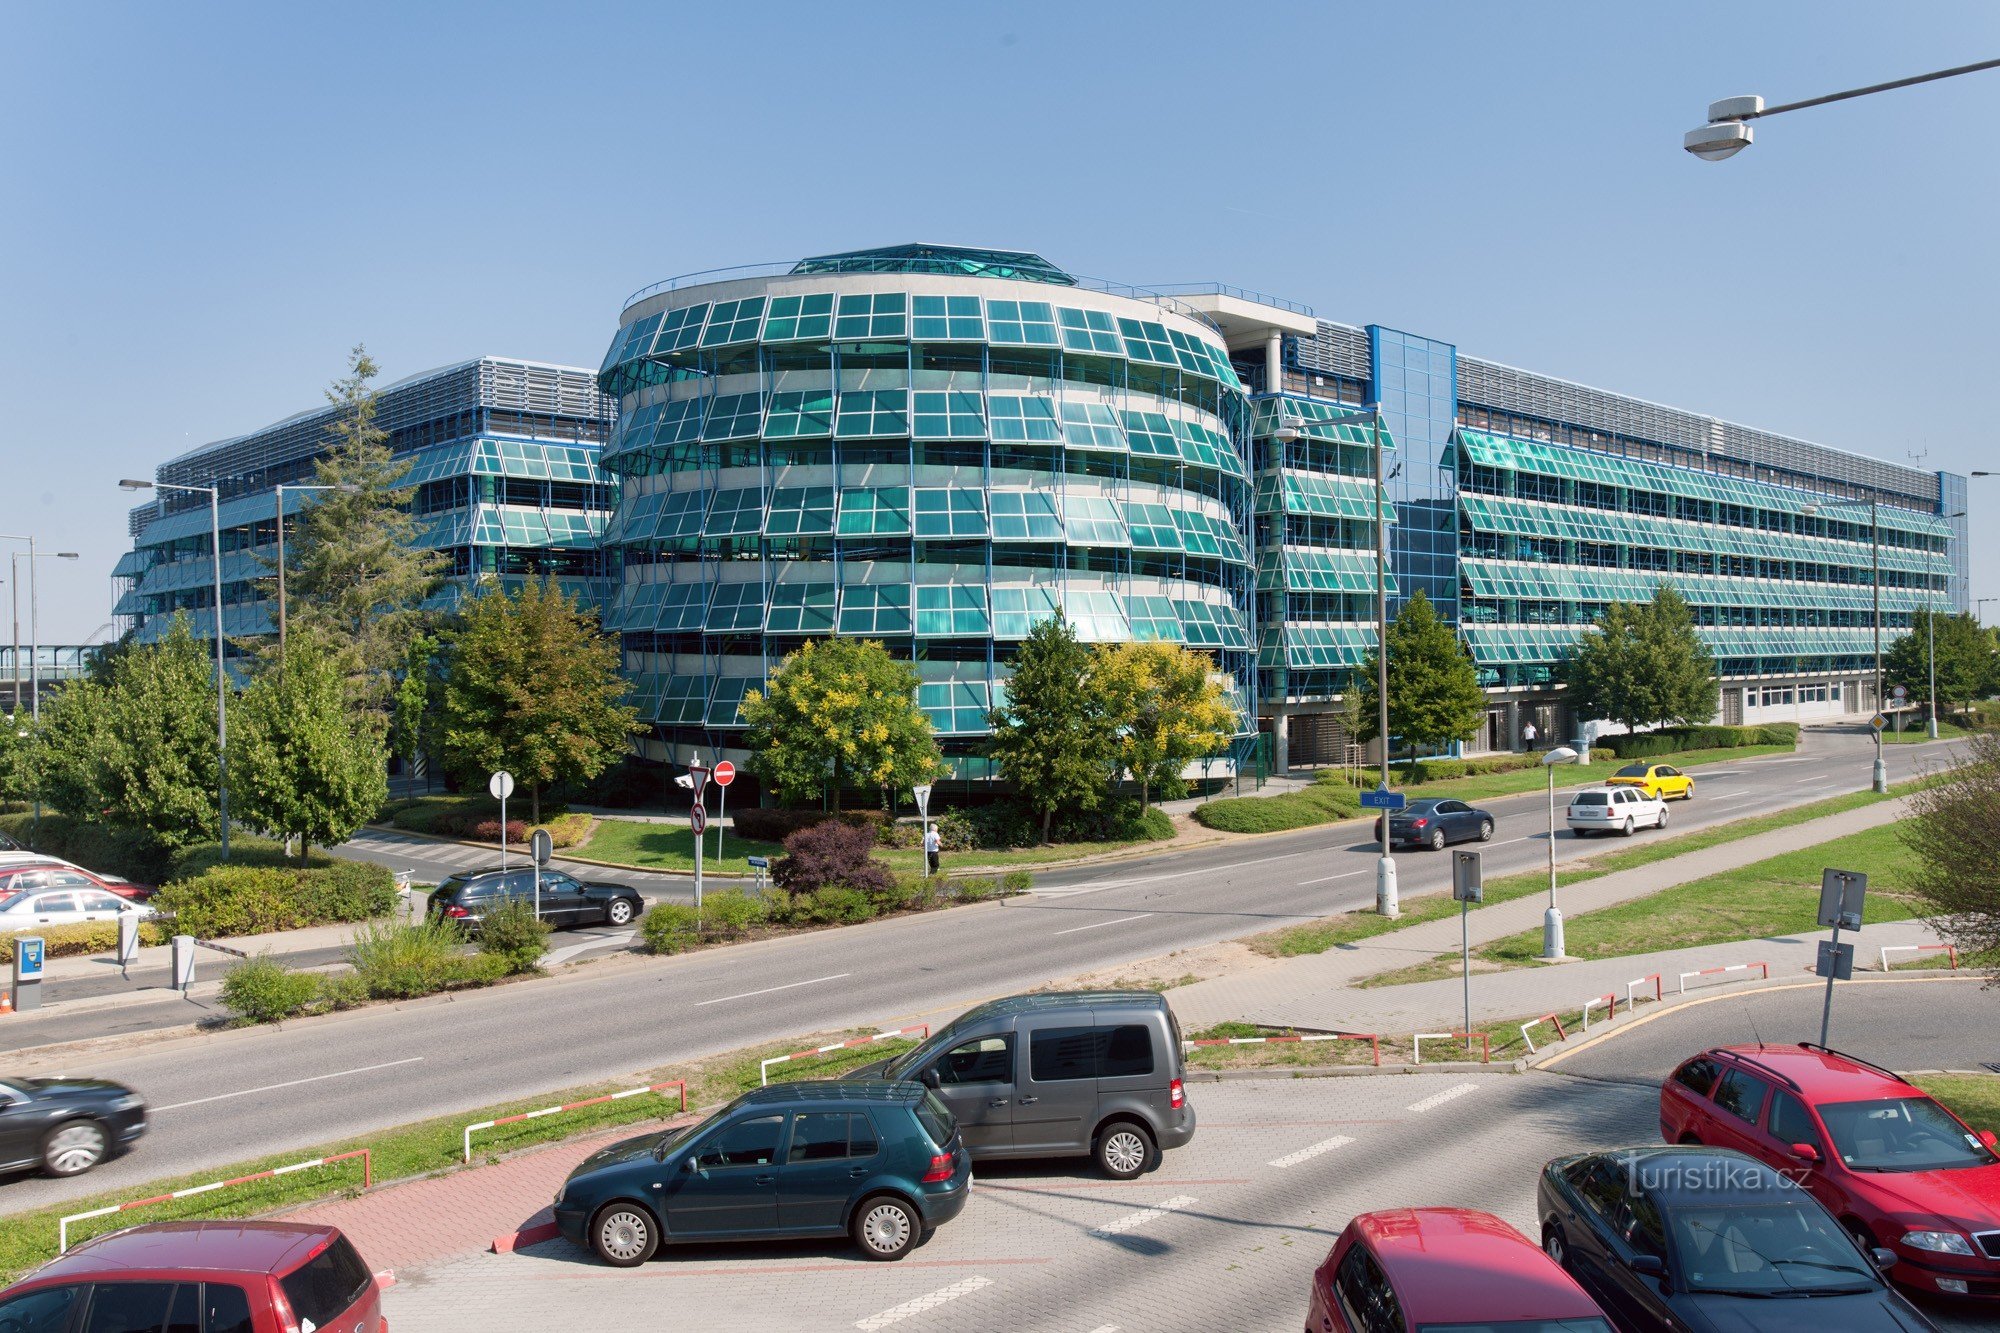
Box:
1661 1041 2000 1300
1308 1206 1610 1332
0 861 154 903
0 1220 386 1332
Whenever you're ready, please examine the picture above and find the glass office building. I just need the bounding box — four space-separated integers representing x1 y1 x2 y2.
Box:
595 244 1260 776
118 357 616 657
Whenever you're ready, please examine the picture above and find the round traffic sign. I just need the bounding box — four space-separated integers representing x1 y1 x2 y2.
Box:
690 804 708 835
1891 684 1908 699
488 770 515 801
712 760 736 788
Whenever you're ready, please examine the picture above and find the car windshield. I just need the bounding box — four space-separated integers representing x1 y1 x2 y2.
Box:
1613 764 1649 778
0 891 19 910
1572 792 1608 806
1668 1201 1877 1294
1419 1322 1614 1333
1817 1096 1997 1171
884 1026 959 1080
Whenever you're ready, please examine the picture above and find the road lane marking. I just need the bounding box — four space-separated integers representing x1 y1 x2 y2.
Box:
1089 1195 1197 1237
694 973 850 1006
1052 913 1154 936
1297 869 1368 886
1039 850 1314 895
1268 1134 1353 1169
542 932 634 967
153 1057 426 1111
1086 1326 1120 1333
855 1276 993 1330
1407 1082 1480 1114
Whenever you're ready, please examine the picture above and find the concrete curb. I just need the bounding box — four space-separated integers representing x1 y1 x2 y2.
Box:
1189 1061 1521 1081
492 1220 561 1253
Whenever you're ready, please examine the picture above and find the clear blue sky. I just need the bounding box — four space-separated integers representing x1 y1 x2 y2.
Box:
5 2 1996 642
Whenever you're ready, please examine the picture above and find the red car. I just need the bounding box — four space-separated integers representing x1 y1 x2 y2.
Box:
1660 1041 2000 1300
0 862 154 903
1308 1207 1611 1332
0 1221 386 1332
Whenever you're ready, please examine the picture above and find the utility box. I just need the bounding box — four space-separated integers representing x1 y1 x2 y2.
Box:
171 935 196 993
11 935 45 1012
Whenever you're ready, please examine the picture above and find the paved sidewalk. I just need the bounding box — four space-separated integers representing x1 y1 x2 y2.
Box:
1167 796 1914 1034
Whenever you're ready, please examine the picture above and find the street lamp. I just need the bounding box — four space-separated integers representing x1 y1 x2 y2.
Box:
0 539 80 828
1541 745 1582 961
1685 59 2000 160
120 478 232 858
1803 498 1888 793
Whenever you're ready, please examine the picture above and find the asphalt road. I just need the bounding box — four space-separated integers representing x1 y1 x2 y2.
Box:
0 730 1963 1219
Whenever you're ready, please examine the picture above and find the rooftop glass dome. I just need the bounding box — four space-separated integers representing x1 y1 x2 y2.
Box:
790 243 1075 286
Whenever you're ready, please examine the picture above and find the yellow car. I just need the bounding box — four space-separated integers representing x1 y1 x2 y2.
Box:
1606 762 1695 800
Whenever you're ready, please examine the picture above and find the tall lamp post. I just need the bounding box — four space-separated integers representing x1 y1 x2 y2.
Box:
1684 58 2000 160
1803 498 1888 794
0 539 81 827
120 479 232 858
1540 745 1581 961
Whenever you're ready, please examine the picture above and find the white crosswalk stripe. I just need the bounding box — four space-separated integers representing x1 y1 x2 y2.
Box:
1408 1082 1481 1114
1268 1134 1354 1169
1089 1195 1197 1237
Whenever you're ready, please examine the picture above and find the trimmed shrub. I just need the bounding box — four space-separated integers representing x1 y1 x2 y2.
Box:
641 902 702 954
772 821 895 897
1460 753 1538 775
876 820 923 850
1192 781 1362 834
168 837 336 880
535 813 594 849
345 919 499 998
477 899 551 974
0 814 166 884
0 919 170 963
1401 759 1468 783
471 818 530 845
934 808 978 851
152 861 395 938
701 888 769 939
1002 870 1034 895
315 972 369 1010
220 956 322 1024
953 875 1000 903
731 807 889 844
289 861 397 922
799 885 873 924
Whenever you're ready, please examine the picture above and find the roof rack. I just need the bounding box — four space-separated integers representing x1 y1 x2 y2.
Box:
1716 1047 1802 1094
1795 1041 1902 1084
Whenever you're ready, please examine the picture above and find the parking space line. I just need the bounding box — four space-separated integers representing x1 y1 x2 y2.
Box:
978 1178 1248 1195
1086 1326 1120 1333
693 973 850 1006
855 1276 993 1330
1268 1134 1353 1169
1407 1082 1480 1114
538 1258 1049 1280
1089 1194 1196 1237
1052 913 1153 936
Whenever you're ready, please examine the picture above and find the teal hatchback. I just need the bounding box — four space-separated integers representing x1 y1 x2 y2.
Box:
554 1080 971 1266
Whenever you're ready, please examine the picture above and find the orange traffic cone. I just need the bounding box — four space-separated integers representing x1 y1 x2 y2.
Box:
0 991 12 1015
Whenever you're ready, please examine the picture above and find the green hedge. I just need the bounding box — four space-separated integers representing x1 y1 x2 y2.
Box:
0 919 171 963
1592 723 1797 760
151 862 396 938
1192 780 1362 834
731 807 889 843
0 814 167 884
168 837 338 881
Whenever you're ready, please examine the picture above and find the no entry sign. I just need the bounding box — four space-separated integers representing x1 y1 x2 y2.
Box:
712 760 736 788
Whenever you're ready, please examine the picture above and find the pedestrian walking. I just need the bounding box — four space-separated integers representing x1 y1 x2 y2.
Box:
923 822 942 876
1522 720 1537 751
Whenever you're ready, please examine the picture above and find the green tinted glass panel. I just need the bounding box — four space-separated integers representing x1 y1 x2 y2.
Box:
991 584 1063 637
1055 306 1123 355
764 389 835 438
655 673 709 725
833 292 908 340
702 392 764 441
919 678 991 733
837 584 912 635
989 490 1062 541
1127 594 1184 642
913 488 988 538
699 296 767 347
988 394 1061 442
704 581 766 631
911 294 984 341
654 489 708 541
707 676 759 727
764 486 835 536
836 486 912 536
1065 588 1130 641
702 487 764 537
654 303 710 354
984 299 1059 346
1124 501 1181 551
915 583 991 637
1062 495 1129 546
655 581 710 632
1116 317 1178 366
760 292 835 342
1060 401 1125 451
836 389 909 438
766 582 836 634
911 389 985 439
1122 410 1179 458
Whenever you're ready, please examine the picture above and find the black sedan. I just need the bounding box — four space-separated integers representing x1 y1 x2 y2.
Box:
1371 798 1496 850
428 866 645 930
1538 1146 1938 1331
0 1075 147 1178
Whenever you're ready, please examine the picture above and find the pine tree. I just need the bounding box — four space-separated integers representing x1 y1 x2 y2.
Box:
1092 641 1237 810
986 615 1120 842
741 638 945 810
230 632 388 859
437 577 641 824
1355 591 1486 761
283 346 446 710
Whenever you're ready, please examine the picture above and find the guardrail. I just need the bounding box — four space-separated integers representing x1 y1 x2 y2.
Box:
1580 993 1619 1032
759 1026 929 1086
462 1081 688 1163
1880 944 1958 972
1182 1032 1381 1066
1412 1032 1490 1064
1519 1013 1568 1054
1626 973 1663 1009
60 1149 372 1252
1676 961 1769 993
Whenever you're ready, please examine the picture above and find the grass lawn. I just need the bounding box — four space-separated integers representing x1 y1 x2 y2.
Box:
573 819 785 876
1911 1074 2000 1138
1882 718 1976 744
1478 820 1919 966
0 1029 920 1282
1251 779 1926 961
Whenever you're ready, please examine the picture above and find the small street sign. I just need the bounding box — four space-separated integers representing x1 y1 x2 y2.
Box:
690 804 708 836
745 856 769 869
1868 714 1888 731
1359 787 1407 811
1818 868 1867 930
1891 684 1908 700
1451 850 1484 903
530 828 553 866
687 763 710 790
1817 939 1856 981
912 783 933 816
488 771 515 801
712 760 736 788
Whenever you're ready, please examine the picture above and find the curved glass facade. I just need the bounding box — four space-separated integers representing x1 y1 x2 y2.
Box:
596 247 1258 775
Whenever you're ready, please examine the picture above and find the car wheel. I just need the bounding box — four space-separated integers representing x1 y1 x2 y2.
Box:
590 1202 659 1267
1656 807 1669 829
1477 819 1494 842
852 1195 923 1260
1677 1132 1702 1146
1620 817 1635 837
606 897 636 926
42 1120 109 1177
1428 828 1446 851
1682 785 1695 800
1096 1121 1156 1179
1543 1224 1569 1271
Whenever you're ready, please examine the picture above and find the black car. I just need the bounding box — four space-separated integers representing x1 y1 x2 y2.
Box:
427 865 644 931
0 1075 147 1178
554 1080 971 1266
1539 1146 1939 1331
1372 798 1496 850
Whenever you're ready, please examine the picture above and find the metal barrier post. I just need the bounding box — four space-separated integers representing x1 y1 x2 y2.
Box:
170 935 195 996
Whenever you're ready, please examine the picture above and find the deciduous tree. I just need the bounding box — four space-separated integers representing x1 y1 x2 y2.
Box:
741 638 945 810
1886 609 1998 719
1092 641 1236 810
1560 583 1716 733
986 614 1120 842
437 576 640 824
1902 728 2000 978
1355 591 1486 761
230 632 388 859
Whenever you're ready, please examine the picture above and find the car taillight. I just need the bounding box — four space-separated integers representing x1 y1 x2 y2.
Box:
1412 818 1428 828
1170 1077 1184 1110
445 905 470 918
921 1152 955 1183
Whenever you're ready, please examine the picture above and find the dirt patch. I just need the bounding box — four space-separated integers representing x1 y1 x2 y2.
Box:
1042 938 1279 995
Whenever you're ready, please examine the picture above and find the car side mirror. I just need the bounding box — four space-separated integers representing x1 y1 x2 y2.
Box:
682 1155 699 1172
1789 1142 1820 1164
1630 1253 1667 1290
1870 1246 1897 1271
920 1068 942 1091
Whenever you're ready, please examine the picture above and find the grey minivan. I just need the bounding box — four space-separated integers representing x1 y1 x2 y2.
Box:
845 991 1194 1179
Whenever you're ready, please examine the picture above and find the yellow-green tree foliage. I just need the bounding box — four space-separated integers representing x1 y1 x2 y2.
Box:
741 638 946 810
1093 641 1236 809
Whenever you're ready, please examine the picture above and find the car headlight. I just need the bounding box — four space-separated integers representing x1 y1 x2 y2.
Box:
108 1094 142 1112
553 1182 567 1206
1901 1230 1976 1256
